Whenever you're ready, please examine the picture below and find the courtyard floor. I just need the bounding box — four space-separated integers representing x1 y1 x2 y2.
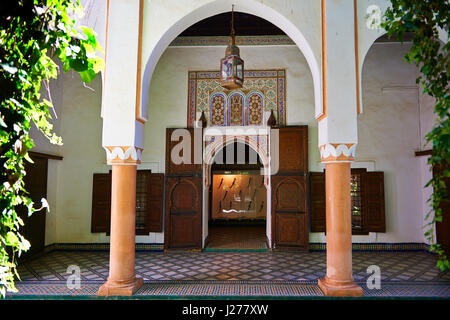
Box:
6 250 450 299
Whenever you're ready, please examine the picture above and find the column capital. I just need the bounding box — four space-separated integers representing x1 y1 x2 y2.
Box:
319 143 357 163
104 146 143 165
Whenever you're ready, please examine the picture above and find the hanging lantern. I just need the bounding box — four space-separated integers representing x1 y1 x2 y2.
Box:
220 6 244 90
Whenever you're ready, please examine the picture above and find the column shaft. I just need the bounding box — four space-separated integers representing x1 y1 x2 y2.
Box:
98 165 143 296
318 162 362 296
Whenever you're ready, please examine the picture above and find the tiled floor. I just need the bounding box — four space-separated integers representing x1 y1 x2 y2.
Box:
206 226 267 250
15 250 450 282
8 250 450 298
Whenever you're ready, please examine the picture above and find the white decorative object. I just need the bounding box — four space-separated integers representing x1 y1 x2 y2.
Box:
104 146 143 164
320 143 357 163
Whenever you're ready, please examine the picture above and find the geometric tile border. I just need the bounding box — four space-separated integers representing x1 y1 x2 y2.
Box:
170 36 296 47
7 280 450 298
43 242 432 253
309 242 433 252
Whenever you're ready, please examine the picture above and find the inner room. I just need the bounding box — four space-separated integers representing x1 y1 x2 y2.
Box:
207 141 268 250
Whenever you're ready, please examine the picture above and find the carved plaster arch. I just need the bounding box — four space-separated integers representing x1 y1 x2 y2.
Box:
203 134 270 187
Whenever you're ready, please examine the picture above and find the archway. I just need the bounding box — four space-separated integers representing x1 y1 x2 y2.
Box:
357 33 442 244
141 0 322 123
205 140 269 250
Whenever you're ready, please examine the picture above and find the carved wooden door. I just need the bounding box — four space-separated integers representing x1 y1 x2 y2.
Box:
272 176 308 248
271 126 308 249
165 177 202 248
165 128 203 249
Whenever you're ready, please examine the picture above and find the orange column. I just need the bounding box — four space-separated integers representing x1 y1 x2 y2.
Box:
98 164 143 296
318 162 362 296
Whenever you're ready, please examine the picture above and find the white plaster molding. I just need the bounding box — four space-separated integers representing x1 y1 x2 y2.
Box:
319 143 357 162
104 146 142 165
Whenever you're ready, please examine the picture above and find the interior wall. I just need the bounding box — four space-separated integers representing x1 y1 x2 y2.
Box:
29 41 435 245
356 42 435 243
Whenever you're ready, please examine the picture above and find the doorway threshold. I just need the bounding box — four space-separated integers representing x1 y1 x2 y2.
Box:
206 225 268 251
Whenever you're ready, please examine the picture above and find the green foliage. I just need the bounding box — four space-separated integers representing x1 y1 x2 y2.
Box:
0 0 103 297
381 0 449 271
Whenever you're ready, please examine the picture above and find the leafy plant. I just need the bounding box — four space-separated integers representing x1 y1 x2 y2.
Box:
0 0 103 297
381 0 449 271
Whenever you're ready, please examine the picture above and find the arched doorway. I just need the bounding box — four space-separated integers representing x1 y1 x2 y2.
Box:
206 141 268 250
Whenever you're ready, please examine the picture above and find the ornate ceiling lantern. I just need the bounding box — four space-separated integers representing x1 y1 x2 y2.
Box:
220 5 244 90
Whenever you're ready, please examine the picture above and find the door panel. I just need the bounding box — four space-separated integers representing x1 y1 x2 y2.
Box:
276 214 305 245
270 126 309 249
166 128 202 176
272 175 308 249
165 176 202 248
275 126 308 174
171 214 201 248
18 156 48 260
276 180 305 212
165 127 203 249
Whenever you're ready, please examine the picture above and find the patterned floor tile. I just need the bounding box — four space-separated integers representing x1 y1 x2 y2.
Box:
9 250 450 297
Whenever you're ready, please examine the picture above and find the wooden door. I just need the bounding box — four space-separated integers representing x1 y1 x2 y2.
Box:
272 176 308 249
18 155 48 260
165 177 202 248
165 128 203 249
271 126 308 249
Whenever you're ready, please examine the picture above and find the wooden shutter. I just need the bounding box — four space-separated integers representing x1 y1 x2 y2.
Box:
91 173 111 233
146 173 164 233
309 172 326 232
365 171 386 232
136 170 151 235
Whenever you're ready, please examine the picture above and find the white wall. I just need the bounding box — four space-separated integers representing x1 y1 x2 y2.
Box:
31 70 107 245
30 40 434 245
356 42 434 243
